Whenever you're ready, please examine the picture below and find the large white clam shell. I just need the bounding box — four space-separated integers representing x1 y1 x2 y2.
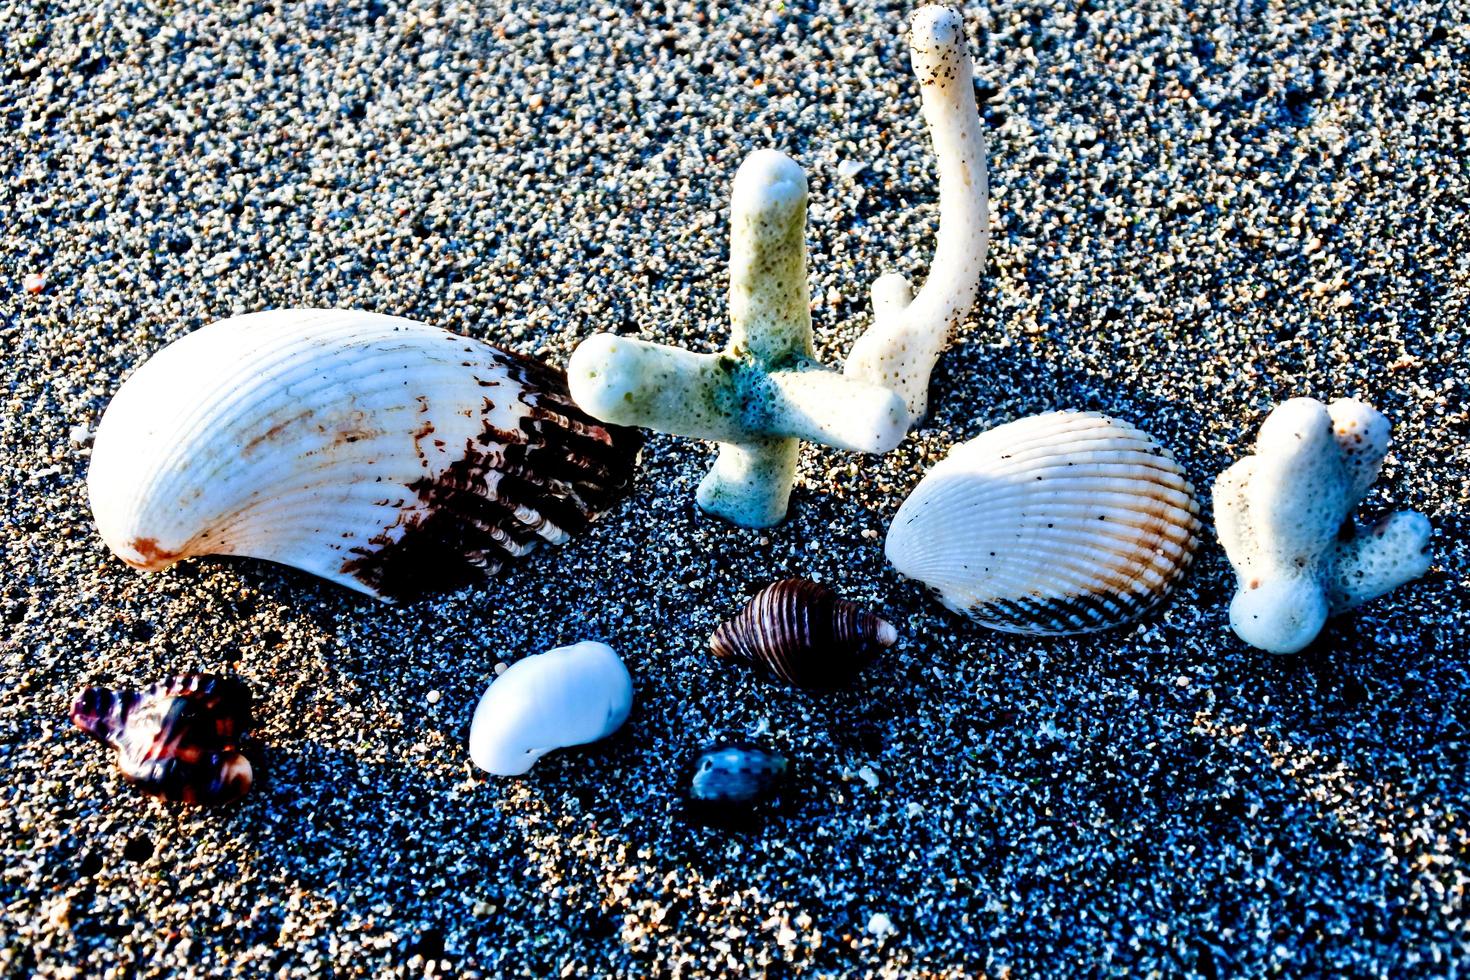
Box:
886 411 1202 634
468 641 633 776
87 309 642 600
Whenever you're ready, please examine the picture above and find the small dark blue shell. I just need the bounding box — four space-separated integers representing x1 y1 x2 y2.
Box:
686 743 790 820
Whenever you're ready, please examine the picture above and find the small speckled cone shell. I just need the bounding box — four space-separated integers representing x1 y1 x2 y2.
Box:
709 579 897 688
69 674 254 805
87 310 643 601
886 411 1201 634
688 743 790 804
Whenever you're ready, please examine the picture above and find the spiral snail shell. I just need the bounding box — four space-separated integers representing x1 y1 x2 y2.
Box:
69 674 255 805
709 579 897 688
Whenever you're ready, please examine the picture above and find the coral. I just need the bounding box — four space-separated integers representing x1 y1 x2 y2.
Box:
567 5 989 526
1212 397 1433 654
843 4 990 420
568 151 909 527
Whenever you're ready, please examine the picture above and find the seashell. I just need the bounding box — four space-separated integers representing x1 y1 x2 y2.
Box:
709 578 897 688
69 674 255 805
88 309 643 601
886 410 1202 634
685 743 791 823
468 641 633 776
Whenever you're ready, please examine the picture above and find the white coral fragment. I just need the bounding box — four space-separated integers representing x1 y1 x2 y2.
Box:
1212 397 1433 654
843 5 990 421
566 5 990 525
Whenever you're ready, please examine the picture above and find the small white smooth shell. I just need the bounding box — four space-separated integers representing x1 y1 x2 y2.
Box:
468 641 633 776
87 309 639 600
886 411 1202 634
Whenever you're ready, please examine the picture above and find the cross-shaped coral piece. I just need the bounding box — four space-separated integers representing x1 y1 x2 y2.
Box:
569 150 910 527
568 5 990 527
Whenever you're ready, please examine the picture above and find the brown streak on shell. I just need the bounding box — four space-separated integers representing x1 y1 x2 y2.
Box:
338 350 644 601
709 578 897 688
241 407 316 456
125 537 180 570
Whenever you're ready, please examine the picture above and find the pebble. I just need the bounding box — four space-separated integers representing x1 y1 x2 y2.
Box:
866 913 895 938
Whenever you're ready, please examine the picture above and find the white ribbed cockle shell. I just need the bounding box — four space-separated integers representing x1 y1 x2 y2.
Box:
87 309 643 600
886 411 1202 634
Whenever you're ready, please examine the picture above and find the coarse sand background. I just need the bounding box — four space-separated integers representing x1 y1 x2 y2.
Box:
2 0 1467 975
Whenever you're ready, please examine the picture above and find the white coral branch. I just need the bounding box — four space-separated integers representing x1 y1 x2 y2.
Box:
1212 397 1433 654
843 5 990 422
568 151 908 528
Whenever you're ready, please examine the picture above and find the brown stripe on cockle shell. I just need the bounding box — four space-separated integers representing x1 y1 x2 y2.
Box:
709 579 897 688
1007 489 1202 635
969 570 1187 636
338 348 643 602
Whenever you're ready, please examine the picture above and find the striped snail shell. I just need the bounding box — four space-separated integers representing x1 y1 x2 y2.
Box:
69 674 255 805
709 578 898 688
